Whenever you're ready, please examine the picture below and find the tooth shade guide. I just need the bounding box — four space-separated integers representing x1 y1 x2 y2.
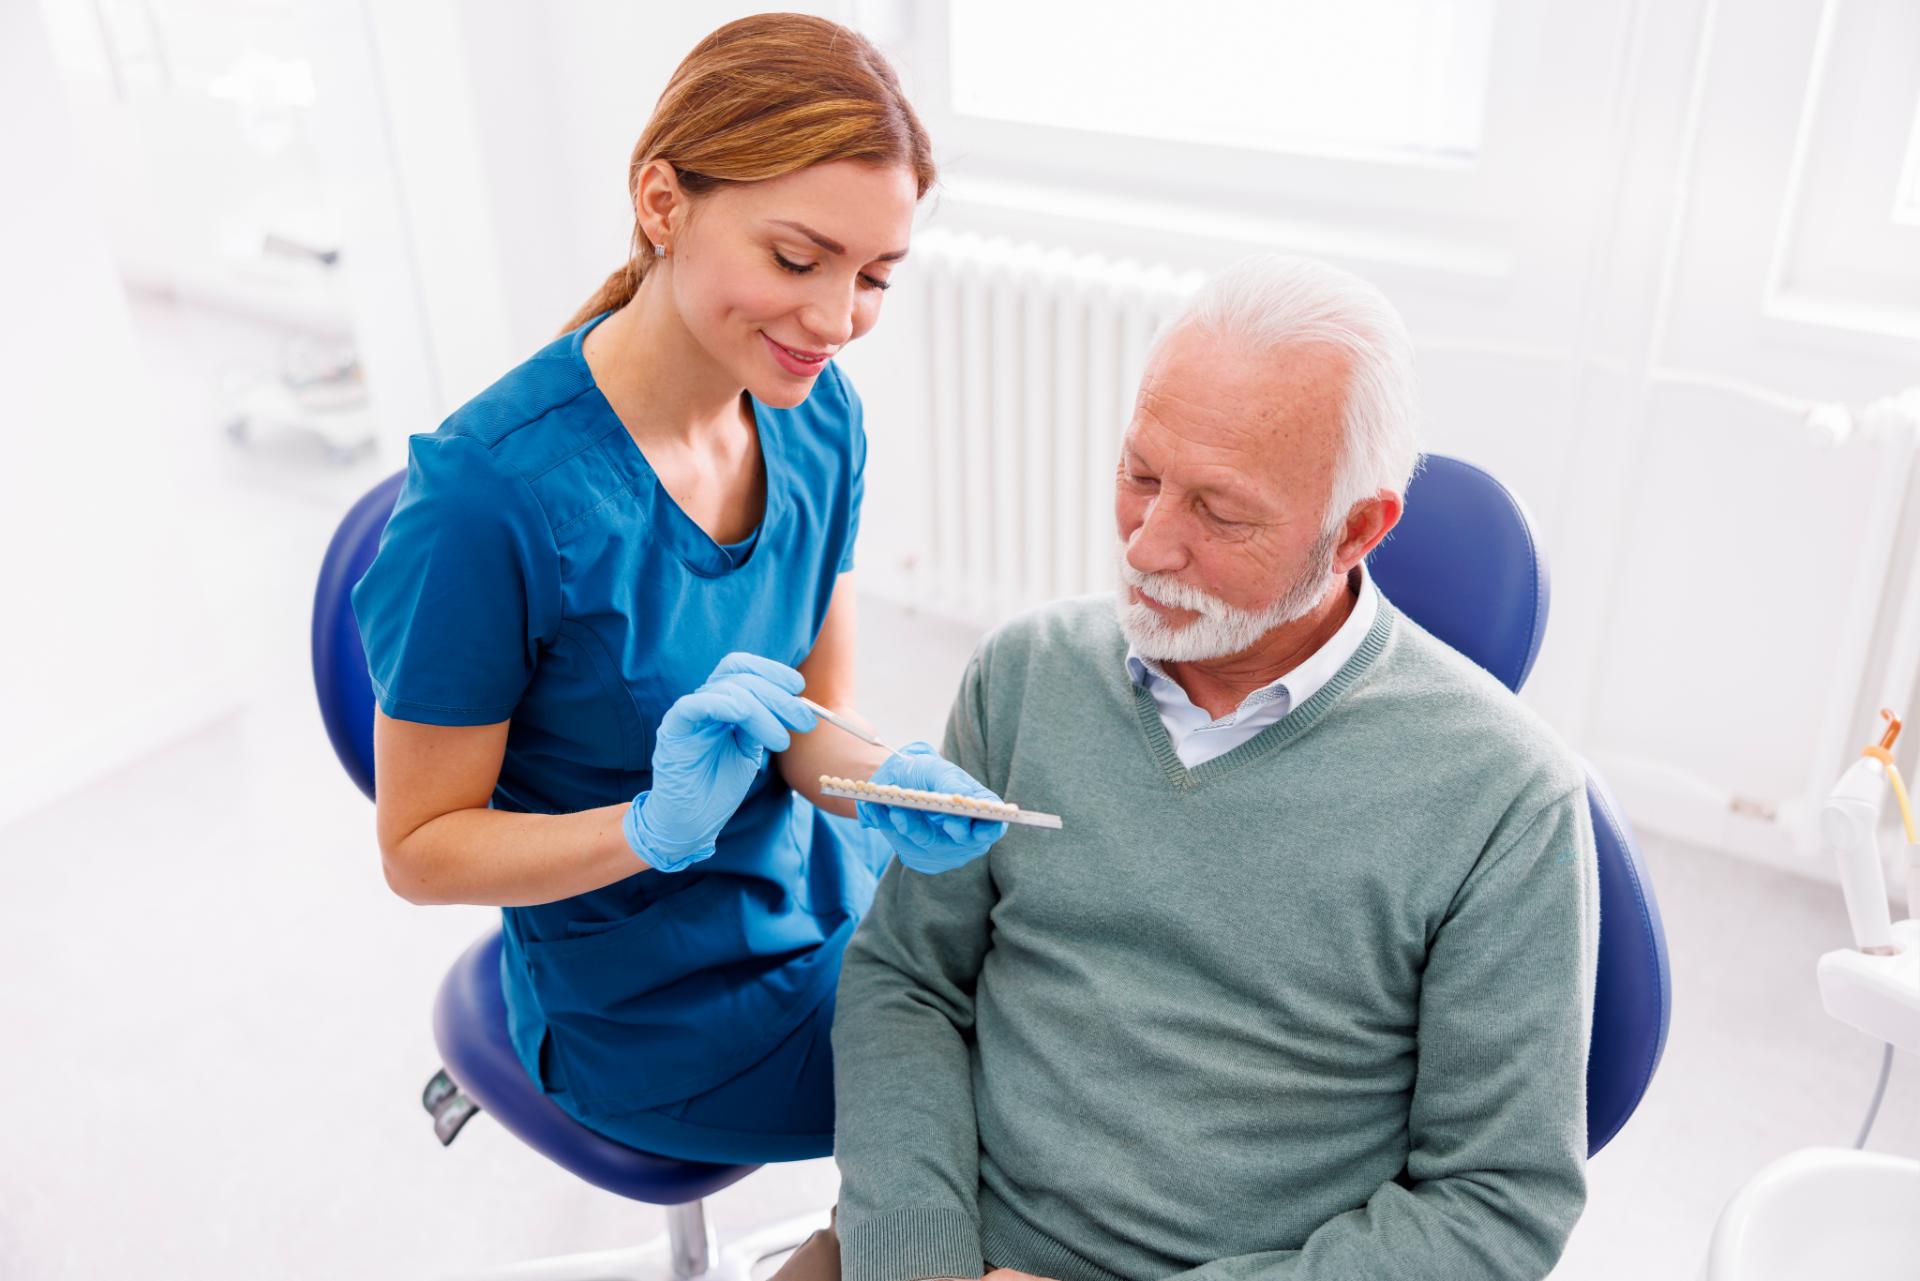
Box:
818 776 1064 830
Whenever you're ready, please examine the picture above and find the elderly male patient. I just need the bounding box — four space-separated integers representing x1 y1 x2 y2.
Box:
780 256 1599 1281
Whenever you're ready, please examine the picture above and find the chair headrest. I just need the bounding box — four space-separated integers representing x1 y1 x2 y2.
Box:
1366 454 1550 694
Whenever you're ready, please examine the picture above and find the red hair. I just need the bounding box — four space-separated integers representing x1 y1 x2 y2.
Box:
561 13 936 333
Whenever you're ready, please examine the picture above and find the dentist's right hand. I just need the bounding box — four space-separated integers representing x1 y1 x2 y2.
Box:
622 653 817 873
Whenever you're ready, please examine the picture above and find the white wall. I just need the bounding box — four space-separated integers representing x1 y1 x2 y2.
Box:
332 0 842 422
0 2 230 825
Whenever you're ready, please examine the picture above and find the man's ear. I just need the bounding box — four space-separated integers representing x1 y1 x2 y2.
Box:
1333 490 1403 573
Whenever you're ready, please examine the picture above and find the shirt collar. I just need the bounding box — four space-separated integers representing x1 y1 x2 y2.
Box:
1125 562 1378 715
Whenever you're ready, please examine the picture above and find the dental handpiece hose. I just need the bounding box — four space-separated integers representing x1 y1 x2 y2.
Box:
1897 786 1919 926
1884 751 1920 922
1908 840 1919 927
1867 714 1919 924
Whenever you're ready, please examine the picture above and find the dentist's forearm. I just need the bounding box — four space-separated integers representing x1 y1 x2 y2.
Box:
777 708 891 818
383 802 640 907
374 711 650 907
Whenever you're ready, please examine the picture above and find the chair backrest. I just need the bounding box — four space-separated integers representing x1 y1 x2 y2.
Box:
311 469 404 801
1580 761 1673 1152
1369 453 1670 1156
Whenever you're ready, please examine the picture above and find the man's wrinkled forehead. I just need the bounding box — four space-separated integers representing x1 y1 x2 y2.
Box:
1128 330 1351 483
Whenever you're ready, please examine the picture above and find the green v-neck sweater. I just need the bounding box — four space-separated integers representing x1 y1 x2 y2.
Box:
833 594 1599 1281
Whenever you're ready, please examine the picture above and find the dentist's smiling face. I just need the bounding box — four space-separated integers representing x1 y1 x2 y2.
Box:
661 159 918 408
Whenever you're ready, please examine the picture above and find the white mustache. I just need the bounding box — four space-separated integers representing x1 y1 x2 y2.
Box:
1116 560 1235 620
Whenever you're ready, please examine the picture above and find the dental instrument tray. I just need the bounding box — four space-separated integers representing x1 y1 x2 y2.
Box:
819 775 1064 829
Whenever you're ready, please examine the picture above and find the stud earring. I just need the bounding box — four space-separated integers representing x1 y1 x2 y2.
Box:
653 242 666 257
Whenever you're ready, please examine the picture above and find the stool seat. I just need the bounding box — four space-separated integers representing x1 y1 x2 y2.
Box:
432 930 760 1204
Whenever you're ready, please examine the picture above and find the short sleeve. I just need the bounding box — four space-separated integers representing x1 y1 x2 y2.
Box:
835 363 867 575
350 433 560 726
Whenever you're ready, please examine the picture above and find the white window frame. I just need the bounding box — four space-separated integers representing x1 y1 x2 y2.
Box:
855 0 1569 286
1761 0 1920 342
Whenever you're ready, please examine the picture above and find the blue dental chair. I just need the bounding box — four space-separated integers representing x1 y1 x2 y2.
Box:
1367 454 1672 1154
311 453 1669 1277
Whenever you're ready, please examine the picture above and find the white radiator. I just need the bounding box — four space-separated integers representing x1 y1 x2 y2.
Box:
883 230 1204 624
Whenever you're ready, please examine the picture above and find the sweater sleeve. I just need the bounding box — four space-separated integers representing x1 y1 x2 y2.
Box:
833 651 1001 1281
1159 786 1600 1281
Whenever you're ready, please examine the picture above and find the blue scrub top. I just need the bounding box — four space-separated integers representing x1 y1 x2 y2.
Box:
351 312 883 1115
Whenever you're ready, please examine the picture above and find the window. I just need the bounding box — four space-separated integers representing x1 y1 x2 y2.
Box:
1894 91 1920 226
1760 1 1920 338
946 0 1496 163
39 0 347 322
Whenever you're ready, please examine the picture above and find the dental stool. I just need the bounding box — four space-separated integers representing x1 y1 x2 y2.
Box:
313 470 824 1281
1368 454 1672 1154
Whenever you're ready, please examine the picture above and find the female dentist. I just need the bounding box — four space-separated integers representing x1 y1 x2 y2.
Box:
350 13 1003 1164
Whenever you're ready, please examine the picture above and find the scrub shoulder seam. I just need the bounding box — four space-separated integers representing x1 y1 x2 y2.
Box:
550 473 637 541
517 401 622 485
456 382 606 476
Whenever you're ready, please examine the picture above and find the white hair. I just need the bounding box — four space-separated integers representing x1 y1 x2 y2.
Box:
1154 254 1422 536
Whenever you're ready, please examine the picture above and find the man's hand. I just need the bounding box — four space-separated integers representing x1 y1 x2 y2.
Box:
983 1270 1061 1281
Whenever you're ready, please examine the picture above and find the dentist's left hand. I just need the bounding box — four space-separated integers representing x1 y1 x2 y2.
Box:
857 742 1009 874
623 653 818 873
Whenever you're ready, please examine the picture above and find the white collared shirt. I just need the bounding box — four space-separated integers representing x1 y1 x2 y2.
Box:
1125 563 1379 769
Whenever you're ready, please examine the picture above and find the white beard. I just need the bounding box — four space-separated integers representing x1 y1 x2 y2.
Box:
1113 529 1340 663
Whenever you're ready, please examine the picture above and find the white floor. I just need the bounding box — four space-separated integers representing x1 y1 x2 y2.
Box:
3 295 1912 1279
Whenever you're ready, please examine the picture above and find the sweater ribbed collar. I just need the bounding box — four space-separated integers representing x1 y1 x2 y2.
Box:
1126 597 1397 792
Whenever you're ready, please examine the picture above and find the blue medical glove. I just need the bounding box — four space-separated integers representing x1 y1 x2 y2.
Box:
856 742 1009 874
623 652 817 872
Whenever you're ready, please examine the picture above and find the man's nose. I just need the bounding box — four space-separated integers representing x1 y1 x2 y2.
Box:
1123 496 1186 576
